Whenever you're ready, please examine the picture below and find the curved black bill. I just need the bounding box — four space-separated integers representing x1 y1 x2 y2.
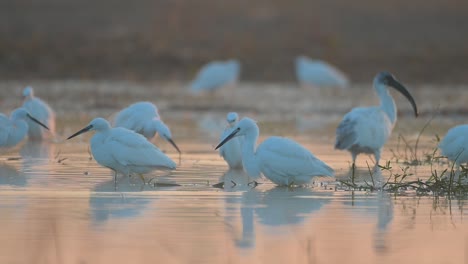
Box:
388 77 418 117
67 125 93 140
27 114 49 130
215 128 240 150
167 138 181 154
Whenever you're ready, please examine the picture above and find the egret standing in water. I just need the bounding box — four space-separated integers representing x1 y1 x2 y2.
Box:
215 117 334 186
335 72 418 169
113 102 180 154
295 56 349 89
439 125 468 172
0 108 49 148
67 118 176 185
190 59 241 94
219 112 243 170
22 86 55 140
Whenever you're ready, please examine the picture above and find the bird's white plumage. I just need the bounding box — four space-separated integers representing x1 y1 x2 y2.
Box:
0 108 43 148
295 56 349 89
70 118 176 181
336 107 393 156
22 86 55 140
114 102 160 139
256 137 334 185
217 117 333 186
113 102 180 153
335 72 417 166
439 124 468 165
219 112 242 169
190 59 241 93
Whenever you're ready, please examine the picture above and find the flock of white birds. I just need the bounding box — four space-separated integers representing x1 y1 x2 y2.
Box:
0 58 465 186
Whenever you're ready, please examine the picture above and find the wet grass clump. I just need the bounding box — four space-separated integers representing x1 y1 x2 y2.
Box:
339 149 468 197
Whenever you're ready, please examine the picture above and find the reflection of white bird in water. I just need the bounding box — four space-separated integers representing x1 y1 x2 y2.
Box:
22 86 55 140
216 117 334 186
335 72 418 168
113 102 180 154
219 112 243 170
0 108 49 148
67 118 176 184
190 59 241 94
439 125 468 168
295 56 349 89
224 187 331 250
342 192 393 251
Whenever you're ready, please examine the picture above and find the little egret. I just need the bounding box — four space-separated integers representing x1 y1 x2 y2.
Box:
335 71 418 168
67 118 176 184
218 112 243 169
22 86 55 140
190 59 240 94
439 125 468 167
113 102 180 154
215 117 334 186
295 56 349 89
0 108 49 148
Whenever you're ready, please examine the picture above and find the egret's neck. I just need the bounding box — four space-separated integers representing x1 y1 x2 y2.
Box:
241 129 261 178
376 84 397 124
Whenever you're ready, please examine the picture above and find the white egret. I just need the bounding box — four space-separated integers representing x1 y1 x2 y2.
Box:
215 117 334 186
295 56 349 89
113 102 180 153
22 86 56 140
335 71 418 168
67 118 176 184
0 108 49 148
439 125 468 167
218 112 243 170
190 59 240 94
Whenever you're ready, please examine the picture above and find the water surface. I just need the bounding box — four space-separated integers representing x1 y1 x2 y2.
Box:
0 82 466 263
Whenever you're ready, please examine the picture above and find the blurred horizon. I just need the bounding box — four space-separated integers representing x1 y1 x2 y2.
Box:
1 0 467 83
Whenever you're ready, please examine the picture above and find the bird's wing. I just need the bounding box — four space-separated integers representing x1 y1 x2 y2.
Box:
258 137 334 177
335 107 391 150
335 110 359 150
107 128 176 169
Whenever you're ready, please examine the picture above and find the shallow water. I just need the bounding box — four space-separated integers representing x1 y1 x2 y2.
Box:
0 129 466 264
0 82 467 263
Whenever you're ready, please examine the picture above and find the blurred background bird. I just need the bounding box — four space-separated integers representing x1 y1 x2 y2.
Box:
22 86 55 141
190 59 241 95
295 56 349 89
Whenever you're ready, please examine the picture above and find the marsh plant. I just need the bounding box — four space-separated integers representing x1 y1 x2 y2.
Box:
340 134 468 197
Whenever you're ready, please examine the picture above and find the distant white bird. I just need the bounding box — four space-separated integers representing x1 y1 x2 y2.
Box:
295 56 349 89
335 72 418 168
67 117 176 184
215 117 334 186
113 102 180 153
0 107 49 148
439 125 468 166
219 112 243 169
22 86 55 140
190 59 241 94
